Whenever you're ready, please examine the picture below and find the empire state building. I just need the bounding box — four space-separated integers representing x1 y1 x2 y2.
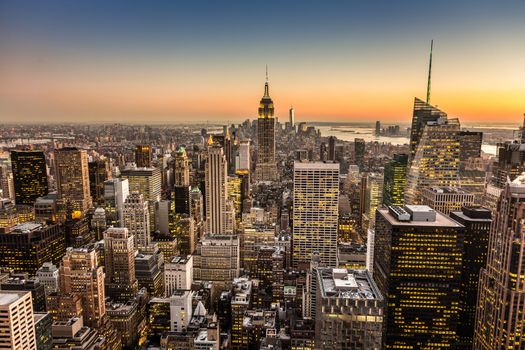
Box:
255 75 278 181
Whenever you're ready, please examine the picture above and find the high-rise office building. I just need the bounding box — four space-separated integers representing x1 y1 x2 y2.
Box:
205 144 230 235
237 139 251 172
374 205 464 349
164 255 193 296
292 162 339 268
289 106 295 128
492 140 525 188
104 178 129 226
328 136 336 162
382 153 408 206
0 164 14 200
408 97 448 161
354 138 365 170
54 147 92 214
255 74 278 182
135 144 153 168
11 150 48 206
104 227 138 302
315 268 384 350
58 246 106 328
123 192 151 250
120 166 161 203
405 117 461 204
174 146 190 187
364 172 384 229
459 131 483 166
36 262 60 295
0 291 37 350
421 186 475 215
88 159 111 205
473 175 525 349
0 222 65 275
450 206 492 349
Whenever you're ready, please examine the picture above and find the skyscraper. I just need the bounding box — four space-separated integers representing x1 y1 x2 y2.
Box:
135 144 153 168
382 154 408 206
88 159 111 205
11 150 48 206
174 146 190 187
205 143 230 235
120 166 162 203
104 227 138 302
289 106 295 128
104 178 129 226
58 246 106 328
450 206 492 349
328 136 336 162
354 138 365 170
255 72 278 182
54 147 92 214
405 117 461 204
237 139 251 172
374 205 464 349
123 191 151 250
292 161 339 268
473 174 525 349
0 291 37 350
408 98 448 161
0 222 65 275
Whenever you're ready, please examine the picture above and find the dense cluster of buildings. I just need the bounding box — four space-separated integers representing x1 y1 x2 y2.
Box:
0 61 524 350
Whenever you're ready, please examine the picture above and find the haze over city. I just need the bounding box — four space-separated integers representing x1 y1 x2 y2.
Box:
1 0 524 124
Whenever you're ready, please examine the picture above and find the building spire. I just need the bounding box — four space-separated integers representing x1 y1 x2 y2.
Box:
426 40 433 104
264 65 270 97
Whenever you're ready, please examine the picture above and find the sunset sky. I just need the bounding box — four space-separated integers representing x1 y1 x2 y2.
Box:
0 0 524 124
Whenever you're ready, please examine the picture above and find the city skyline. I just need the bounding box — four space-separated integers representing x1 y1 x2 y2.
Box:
1 0 524 124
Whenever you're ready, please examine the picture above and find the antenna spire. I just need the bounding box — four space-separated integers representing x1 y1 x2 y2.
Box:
426 40 433 104
263 65 270 97
265 65 268 82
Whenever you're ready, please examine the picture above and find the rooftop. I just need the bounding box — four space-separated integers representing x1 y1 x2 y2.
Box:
0 291 29 306
381 206 462 227
317 268 382 301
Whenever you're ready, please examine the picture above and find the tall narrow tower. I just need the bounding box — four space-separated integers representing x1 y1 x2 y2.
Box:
205 143 229 235
473 174 525 349
255 68 278 181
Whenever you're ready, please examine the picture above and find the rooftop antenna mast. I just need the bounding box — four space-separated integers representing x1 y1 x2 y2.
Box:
426 40 433 104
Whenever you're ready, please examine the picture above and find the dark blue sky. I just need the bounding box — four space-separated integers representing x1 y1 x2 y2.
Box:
1 0 524 123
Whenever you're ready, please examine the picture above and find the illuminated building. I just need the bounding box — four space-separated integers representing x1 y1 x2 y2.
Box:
34 312 52 350
0 164 14 200
173 147 192 215
104 227 138 302
58 246 106 328
0 222 65 275
240 224 275 273
54 147 92 215
382 154 408 206
292 161 339 268
164 255 193 297
64 216 93 248
354 138 365 170
0 291 37 350
120 166 161 224
255 73 278 182
91 207 106 241
450 206 492 349
231 277 253 350
227 175 242 223
0 201 34 228
374 205 464 349
473 175 525 349
36 262 60 295
421 186 475 215
104 178 129 226
34 194 57 223
459 131 483 169
88 159 111 205
106 300 141 348
364 172 383 229
50 317 105 349
135 144 153 168
193 235 240 290
11 150 48 206
1 273 45 311
405 116 461 204
147 297 171 343
123 192 151 251
135 252 163 297
493 141 525 188
243 310 277 349
315 268 384 350
255 246 284 304
205 143 232 235
45 292 83 323
408 97 448 161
